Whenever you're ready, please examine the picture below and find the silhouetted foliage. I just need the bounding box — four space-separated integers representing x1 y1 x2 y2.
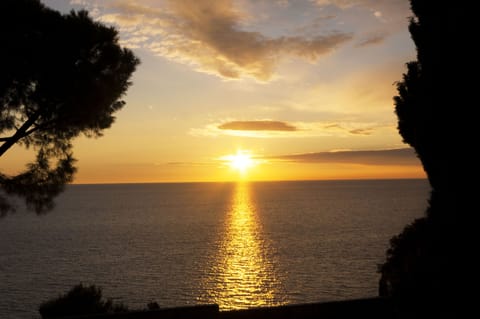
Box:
39 284 129 318
39 284 164 318
0 0 139 216
379 0 475 316
147 301 161 310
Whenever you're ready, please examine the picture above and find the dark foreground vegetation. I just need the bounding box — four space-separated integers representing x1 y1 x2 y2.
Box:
39 285 129 318
0 0 139 216
39 284 160 318
379 0 476 317
39 284 391 319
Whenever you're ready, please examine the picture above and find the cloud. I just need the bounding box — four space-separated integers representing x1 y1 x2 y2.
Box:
218 120 297 131
312 0 407 11
191 120 394 138
165 162 216 167
348 128 373 135
97 0 352 80
355 33 386 47
70 0 88 4
276 0 290 8
272 148 419 166
318 122 389 136
311 0 410 30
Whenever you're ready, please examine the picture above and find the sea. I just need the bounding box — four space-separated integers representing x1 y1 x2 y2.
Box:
0 179 429 318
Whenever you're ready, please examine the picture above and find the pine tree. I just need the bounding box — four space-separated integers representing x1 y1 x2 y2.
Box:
0 0 139 215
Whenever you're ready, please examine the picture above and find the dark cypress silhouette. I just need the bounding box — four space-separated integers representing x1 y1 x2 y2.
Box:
0 0 139 216
379 0 475 316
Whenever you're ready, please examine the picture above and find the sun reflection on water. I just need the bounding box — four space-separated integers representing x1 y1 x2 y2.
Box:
199 182 285 310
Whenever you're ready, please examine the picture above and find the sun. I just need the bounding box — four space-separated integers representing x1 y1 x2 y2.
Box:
222 150 255 174
229 152 253 172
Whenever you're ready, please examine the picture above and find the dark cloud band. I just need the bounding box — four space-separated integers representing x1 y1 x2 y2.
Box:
218 120 298 131
274 148 419 165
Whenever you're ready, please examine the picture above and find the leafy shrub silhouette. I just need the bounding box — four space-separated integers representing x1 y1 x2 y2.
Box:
39 284 128 318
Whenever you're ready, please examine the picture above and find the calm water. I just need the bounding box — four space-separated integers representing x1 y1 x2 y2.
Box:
0 179 429 318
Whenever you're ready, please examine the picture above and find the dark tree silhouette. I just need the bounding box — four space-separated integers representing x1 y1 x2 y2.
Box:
39 284 128 318
379 0 475 316
0 0 139 216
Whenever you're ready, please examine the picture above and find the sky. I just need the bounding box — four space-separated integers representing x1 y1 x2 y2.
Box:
2 0 426 183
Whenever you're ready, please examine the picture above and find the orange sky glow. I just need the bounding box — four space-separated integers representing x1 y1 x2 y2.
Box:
2 0 426 183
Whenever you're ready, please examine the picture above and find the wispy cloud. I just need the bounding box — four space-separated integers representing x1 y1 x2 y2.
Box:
355 33 386 47
70 0 89 5
315 0 409 27
312 0 409 42
165 162 217 167
192 120 394 138
218 120 298 131
348 128 373 135
312 0 408 13
95 0 352 80
271 148 419 166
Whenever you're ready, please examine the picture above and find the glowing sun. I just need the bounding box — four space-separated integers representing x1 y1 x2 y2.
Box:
223 150 255 174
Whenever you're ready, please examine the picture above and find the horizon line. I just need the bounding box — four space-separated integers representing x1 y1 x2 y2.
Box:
70 177 428 186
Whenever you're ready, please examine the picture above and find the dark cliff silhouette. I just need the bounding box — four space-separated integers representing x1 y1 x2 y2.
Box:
379 0 476 316
0 0 139 216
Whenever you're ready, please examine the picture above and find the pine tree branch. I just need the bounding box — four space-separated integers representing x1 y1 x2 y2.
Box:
0 112 40 157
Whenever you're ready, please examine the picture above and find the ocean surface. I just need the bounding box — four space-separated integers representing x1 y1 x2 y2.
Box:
0 179 429 318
